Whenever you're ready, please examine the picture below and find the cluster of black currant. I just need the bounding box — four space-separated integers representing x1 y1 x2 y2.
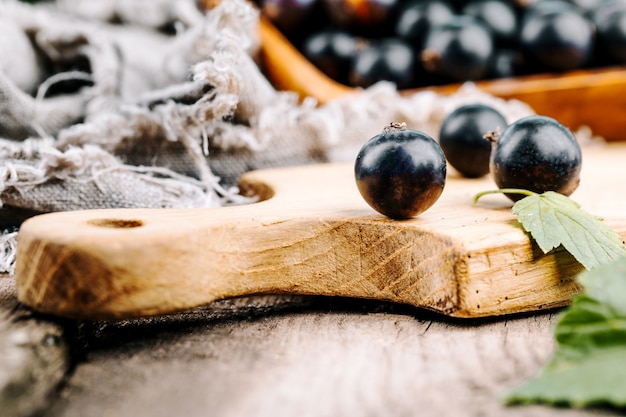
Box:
260 0 626 89
354 107 582 219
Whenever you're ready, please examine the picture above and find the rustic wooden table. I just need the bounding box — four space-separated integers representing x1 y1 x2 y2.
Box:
1 273 619 417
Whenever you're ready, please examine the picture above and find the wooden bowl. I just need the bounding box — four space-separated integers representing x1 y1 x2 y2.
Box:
256 15 626 142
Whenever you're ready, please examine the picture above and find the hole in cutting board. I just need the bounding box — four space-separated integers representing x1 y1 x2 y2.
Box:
88 218 144 228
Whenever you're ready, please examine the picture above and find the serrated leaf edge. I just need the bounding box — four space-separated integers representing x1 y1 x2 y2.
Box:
511 191 626 270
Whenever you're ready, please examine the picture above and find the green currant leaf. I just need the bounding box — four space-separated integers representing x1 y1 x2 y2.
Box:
577 255 626 317
511 191 626 270
505 346 626 408
504 257 626 409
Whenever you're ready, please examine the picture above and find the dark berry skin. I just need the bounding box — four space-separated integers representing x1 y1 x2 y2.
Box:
485 48 524 79
302 29 358 84
421 16 494 82
462 0 519 46
355 123 446 219
519 8 595 71
350 38 416 89
394 0 456 48
593 3 626 64
490 115 582 202
439 104 507 178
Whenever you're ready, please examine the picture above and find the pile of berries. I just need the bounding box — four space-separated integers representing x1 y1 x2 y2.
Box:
354 106 581 218
259 0 626 89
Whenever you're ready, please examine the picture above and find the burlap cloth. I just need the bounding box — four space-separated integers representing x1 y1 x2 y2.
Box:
0 0 547 272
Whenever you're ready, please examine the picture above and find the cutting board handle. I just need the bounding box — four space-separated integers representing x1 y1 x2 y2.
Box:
15 163 464 320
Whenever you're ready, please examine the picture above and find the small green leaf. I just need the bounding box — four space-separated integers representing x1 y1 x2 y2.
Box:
505 257 626 409
577 257 626 317
511 191 626 270
505 346 626 408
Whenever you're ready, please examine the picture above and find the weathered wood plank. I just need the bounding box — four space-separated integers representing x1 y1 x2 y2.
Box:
0 274 70 417
39 297 614 417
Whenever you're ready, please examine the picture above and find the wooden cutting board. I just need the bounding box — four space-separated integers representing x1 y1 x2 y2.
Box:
14 143 626 321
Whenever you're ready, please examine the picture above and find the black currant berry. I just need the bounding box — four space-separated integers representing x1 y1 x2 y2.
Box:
302 29 358 84
593 2 626 64
394 0 456 48
490 115 582 202
350 38 416 89
420 16 494 82
519 8 595 71
439 104 507 178
355 123 446 219
461 0 519 46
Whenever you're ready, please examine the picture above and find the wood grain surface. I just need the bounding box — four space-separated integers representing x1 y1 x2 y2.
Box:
1 267 619 417
14 142 626 321
34 296 616 417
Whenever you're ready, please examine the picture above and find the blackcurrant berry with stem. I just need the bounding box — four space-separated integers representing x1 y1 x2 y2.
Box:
421 16 494 82
489 115 582 202
355 122 446 219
